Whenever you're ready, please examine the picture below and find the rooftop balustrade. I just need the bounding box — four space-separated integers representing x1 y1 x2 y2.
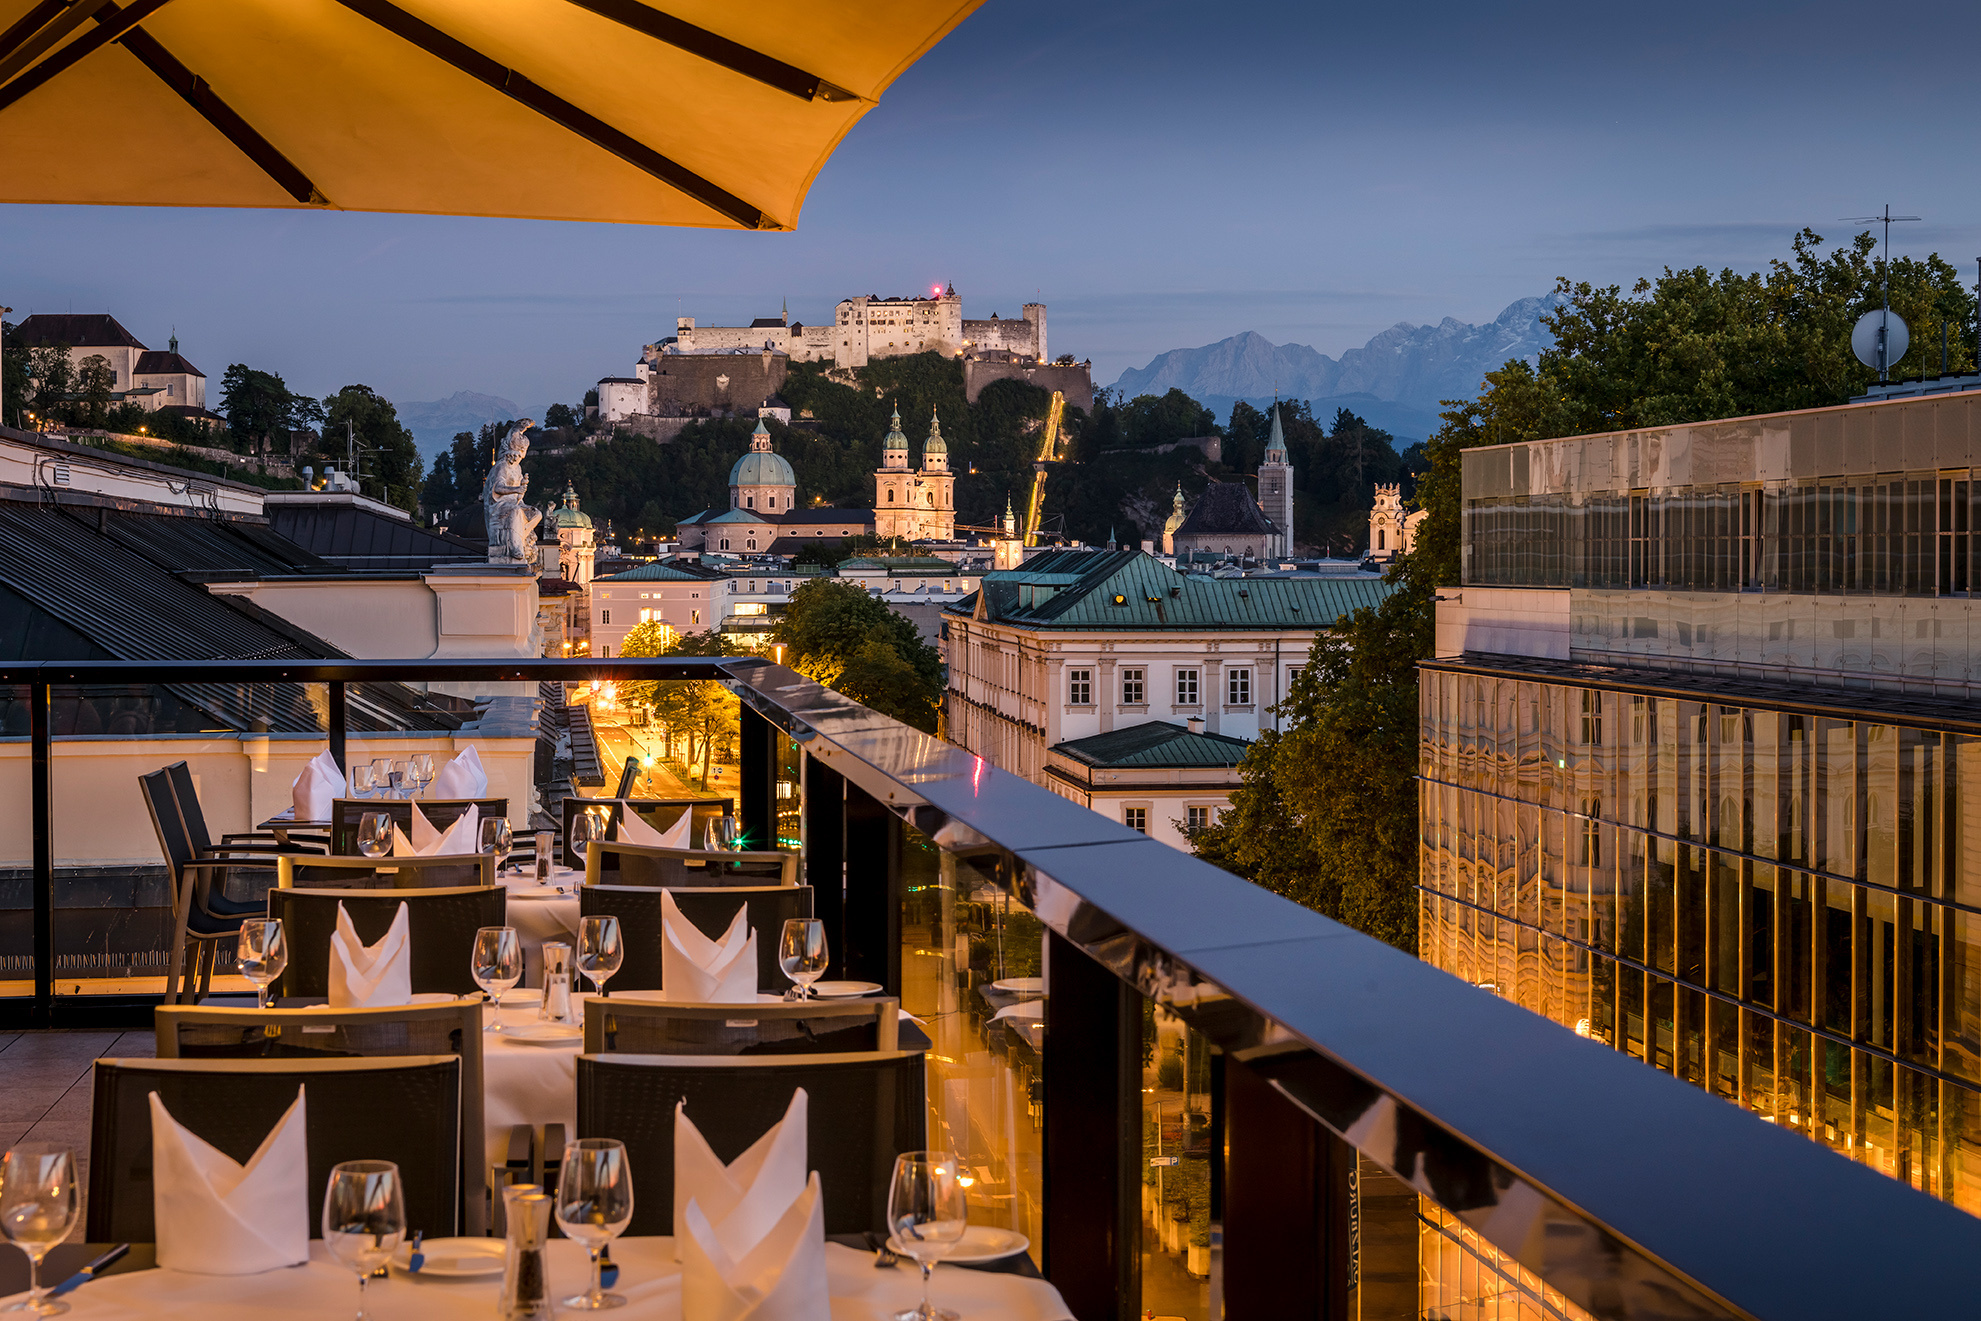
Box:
0 656 1975 1318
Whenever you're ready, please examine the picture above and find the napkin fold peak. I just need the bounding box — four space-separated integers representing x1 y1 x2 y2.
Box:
680 1171 827 1320
659 890 756 1003
392 802 480 857
328 900 411 1007
150 1087 309 1275
291 749 341 822
617 806 694 849
428 746 488 799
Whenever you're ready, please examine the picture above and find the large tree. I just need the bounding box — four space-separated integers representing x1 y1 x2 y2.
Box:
771 579 943 731
219 363 321 457
319 385 422 511
619 624 739 788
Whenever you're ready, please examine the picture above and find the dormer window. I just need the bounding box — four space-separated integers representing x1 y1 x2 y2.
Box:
746 496 754 508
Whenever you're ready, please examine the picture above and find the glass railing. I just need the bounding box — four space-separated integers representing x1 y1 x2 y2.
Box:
1 656 1977 1319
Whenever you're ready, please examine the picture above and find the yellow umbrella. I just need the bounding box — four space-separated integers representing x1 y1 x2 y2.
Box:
0 0 981 228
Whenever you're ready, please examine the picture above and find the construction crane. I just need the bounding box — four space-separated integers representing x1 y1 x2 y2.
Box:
1021 390 1065 546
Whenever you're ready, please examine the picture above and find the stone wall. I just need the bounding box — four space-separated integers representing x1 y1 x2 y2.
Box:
962 359 1095 412
646 352 788 415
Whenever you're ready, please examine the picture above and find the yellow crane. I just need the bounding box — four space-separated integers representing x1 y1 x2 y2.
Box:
1021 390 1065 546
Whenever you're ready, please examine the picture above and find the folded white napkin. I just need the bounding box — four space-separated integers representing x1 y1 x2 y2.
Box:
428 746 488 799
291 750 341 822
678 1088 825 1318
150 1087 309 1275
328 901 411 1007
617 806 693 849
681 1173 828 1321
660 890 756 1002
674 1089 808 1262
392 802 480 857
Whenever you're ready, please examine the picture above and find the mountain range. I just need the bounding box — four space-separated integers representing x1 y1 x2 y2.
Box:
1112 293 1562 442
396 390 526 455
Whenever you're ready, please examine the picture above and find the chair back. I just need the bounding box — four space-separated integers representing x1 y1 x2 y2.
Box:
88 1055 462 1241
575 1051 925 1236
579 884 812 993
268 885 505 998
139 765 197 876
583 996 899 1055
562 797 731 868
163 761 218 856
330 797 509 854
154 1001 487 1234
277 852 496 890
585 839 796 888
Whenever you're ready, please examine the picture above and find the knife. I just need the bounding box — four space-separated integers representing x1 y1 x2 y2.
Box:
407 1229 425 1274
598 1242 618 1289
49 1243 129 1297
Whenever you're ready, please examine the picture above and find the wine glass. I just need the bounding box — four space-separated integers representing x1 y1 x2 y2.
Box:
706 815 739 852
321 1160 405 1321
554 1138 633 1311
576 916 623 999
569 809 602 863
349 762 377 801
388 760 410 798
0 1146 80 1317
778 918 828 999
481 815 514 875
237 918 287 1010
471 926 523 1031
368 759 392 801
356 812 393 859
886 1151 968 1321
408 753 434 797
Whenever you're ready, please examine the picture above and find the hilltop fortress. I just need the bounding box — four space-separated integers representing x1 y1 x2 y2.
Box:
674 286 1044 368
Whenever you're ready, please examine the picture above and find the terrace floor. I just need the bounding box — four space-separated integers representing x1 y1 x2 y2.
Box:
1 1029 156 1243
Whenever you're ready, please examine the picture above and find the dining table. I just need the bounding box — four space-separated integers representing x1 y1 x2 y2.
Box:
0 1237 1073 1318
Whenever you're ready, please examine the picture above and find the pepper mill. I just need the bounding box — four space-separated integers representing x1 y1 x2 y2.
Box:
540 942 573 1023
499 1187 554 1321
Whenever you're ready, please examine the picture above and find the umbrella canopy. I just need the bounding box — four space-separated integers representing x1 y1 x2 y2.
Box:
0 0 980 228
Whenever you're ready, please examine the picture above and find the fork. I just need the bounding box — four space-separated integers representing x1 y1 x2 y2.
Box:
864 1230 899 1268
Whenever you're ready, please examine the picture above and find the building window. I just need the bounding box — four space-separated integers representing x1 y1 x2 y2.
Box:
1124 807 1148 834
746 495 754 508
720 539 730 550
639 608 658 623
1228 668 1252 705
1580 798 1602 865
691 610 701 626
600 609 611 625
600 645 609 657
1581 689 1604 745
1186 805 1211 831
1121 668 1144 704
1288 665 1304 688
768 496 776 509
1176 668 1199 706
887 490 895 502
1068 669 1092 706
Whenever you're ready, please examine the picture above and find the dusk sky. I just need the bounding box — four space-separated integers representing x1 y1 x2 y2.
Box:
6 0 1981 427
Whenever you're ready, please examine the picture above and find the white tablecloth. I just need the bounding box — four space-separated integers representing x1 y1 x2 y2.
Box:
500 872 580 986
480 994 582 1170
5 1238 1072 1319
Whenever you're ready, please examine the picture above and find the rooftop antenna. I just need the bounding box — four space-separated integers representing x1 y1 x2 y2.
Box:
1841 205 1920 381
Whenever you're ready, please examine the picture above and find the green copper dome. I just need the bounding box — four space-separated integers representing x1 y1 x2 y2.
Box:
730 416 796 488
922 410 947 456
882 405 908 452
553 482 593 529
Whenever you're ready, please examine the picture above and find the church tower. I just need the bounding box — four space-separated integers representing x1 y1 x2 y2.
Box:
874 405 915 540
919 410 955 541
1162 482 1187 555
1258 404 1295 557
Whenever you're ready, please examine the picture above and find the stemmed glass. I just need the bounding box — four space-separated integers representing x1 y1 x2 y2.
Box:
706 815 739 852
568 810 602 864
554 1138 633 1311
349 763 377 800
576 916 623 999
356 812 393 859
778 918 828 999
388 760 411 799
482 816 513 875
237 918 287 1010
0 1145 80 1317
471 926 523 1031
886 1151 968 1321
322 1160 405 1321
368 759 392 801
408 753 434 797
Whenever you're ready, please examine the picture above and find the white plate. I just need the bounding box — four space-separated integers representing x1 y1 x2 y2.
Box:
390 1237 505 1278
991 977 1046 994
497 988 541 1008
887 1224 1030 1265
409 992 469 1004
807 980 883 999
501 1024 583 1046
506 888 571 902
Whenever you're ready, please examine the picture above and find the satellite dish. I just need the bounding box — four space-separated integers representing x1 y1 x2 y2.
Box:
1852 309 1910 373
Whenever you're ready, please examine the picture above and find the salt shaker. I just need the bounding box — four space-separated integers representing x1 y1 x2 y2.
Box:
540 942 573 1023
499 1186 554 1321
534 830 554 884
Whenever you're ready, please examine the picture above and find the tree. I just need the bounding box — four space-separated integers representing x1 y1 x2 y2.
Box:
74 354 114 428
544 403 579 430
219 363 320 457
772 579 943 732
19 343 73 427
319 385 422 511
620 625 740 788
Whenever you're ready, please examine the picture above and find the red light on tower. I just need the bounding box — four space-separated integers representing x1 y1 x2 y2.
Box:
932 283 942 297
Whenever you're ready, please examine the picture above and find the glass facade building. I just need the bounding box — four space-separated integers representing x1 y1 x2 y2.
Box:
1423 391 1981 1223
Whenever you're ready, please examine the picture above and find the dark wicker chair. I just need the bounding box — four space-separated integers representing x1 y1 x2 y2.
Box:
267 886 505 998
562 795 732 868
329 797 509 856
584 839 796 888
582 996 901 1055
153 1000 488 1234
88 1055 462 1241
276 852 496 890
575 1050 926 1236
578 884 812 993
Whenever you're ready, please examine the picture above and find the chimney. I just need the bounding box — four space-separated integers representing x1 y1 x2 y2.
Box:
1186 716 1205 735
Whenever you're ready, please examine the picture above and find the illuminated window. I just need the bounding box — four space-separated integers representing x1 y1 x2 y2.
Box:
734 602 767 616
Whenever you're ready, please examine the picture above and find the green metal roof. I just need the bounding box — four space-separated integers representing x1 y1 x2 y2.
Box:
1053 720 1252 769
948 549 1395 630
596 560 726 582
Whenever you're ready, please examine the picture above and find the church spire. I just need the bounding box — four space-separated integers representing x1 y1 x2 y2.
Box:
1264 404 1288 464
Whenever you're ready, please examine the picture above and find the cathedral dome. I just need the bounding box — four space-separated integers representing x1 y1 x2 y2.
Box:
730 416 796 489
553 482 593 529
922 410 947 456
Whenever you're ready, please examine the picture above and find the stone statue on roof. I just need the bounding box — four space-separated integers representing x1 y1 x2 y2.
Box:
483 419 544 562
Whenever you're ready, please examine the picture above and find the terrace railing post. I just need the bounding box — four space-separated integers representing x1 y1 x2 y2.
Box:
840 780 901 994
29 680 52 1027
801 755 847 979
1041 931 1138 1320
1223 1054 1352 1318
740 703 775 850
328 680 347 771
